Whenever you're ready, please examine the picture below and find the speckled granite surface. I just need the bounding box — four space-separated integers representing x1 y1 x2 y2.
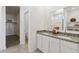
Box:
37 30 79 44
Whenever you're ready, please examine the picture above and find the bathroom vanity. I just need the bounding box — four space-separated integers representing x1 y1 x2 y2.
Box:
36 6 79 53
37 30 79 53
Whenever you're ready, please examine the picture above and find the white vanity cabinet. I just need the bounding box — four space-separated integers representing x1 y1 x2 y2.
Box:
50 38 60 53
37 34 43 51
37 33 79 53
37 34 60 53
42 35 50 53
60 45 78 53
37 34 50 53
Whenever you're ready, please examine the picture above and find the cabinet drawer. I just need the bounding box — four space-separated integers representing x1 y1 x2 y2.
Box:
61 40 79 50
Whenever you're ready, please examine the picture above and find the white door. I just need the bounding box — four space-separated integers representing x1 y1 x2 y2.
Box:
50 38 60 53
42 35 50 53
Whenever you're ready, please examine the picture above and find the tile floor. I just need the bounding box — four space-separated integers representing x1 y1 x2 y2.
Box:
0 35 41 53
0 43 42 53
6 35 20 48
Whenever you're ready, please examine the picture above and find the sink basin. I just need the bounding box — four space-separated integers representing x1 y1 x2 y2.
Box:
42 32 52 35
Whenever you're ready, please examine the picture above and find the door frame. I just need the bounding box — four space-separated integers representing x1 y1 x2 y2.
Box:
5 6 26 49
0 6 27 51
24 9 30 50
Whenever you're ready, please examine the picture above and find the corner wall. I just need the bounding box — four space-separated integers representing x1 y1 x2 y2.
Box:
28 7 51 52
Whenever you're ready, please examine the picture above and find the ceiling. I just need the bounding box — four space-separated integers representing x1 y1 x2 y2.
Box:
47 6 66 12
6 6 20 15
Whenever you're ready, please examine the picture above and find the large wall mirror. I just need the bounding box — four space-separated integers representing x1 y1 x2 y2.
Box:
65 6 79 32
51 6 79 33
51 8 65 31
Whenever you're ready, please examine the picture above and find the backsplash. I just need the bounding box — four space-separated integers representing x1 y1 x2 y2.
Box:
59 32 79 37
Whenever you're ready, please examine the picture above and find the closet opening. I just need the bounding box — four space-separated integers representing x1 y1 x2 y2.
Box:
6 6 20 48
24 10 29 48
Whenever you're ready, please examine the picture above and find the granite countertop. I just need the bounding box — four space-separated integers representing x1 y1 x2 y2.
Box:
37 30 79 44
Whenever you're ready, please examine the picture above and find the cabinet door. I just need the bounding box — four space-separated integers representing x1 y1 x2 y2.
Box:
37 34 42 51
42 35 50 53
61 46 78 53
61 40 78 53
50 38 60 53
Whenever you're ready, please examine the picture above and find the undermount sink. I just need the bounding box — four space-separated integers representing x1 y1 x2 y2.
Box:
42 32 52 35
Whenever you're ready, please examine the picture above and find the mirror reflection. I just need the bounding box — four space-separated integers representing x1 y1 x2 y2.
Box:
65 6 79 31
51 8 64 31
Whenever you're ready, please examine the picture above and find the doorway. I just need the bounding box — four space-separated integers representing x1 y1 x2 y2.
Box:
6 6 20 48
24 10 29 46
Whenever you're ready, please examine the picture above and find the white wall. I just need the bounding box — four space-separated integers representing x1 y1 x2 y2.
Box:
20 6 42 52
20 7 26 45
28 7 40 52
28 7 52 52
0 6 6 50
